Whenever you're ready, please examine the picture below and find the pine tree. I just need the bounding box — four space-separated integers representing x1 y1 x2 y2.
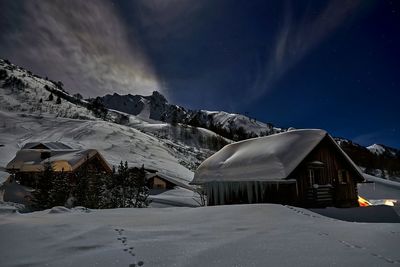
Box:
47 93 54 101
56 81 64 89
73 159 89 207
32 161 55 209
88 97 108 119
73 93 83 100
48 171 70 207
83 172 104 208
133 165 149 208
106 166 121 208
98 170 114 208
171 110 178 126
0 69 7 80
56 96 61 104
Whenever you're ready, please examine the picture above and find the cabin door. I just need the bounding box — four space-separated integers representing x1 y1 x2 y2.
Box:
307 167 333 206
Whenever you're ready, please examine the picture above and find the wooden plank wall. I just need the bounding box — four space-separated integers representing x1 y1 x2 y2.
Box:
290 136 359 207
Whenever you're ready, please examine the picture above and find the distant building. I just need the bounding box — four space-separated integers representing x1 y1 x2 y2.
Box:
6 142 112 187
146 171 193 193
191 129 365 208
0 171 11 202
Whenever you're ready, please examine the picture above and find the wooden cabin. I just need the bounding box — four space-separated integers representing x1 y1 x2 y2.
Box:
146 172 193 193
191 129 365 208
6 142 112 187
147 174 176 190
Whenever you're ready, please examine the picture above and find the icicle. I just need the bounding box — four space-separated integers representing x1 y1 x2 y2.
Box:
254 181 259 203
260 182 265 202
207 183 213 206
218 182 224 205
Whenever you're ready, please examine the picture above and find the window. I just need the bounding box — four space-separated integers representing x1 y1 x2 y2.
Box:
155 184 164 189
338 170 348 184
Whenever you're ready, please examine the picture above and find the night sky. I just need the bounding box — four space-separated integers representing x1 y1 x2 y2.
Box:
0 1 399 148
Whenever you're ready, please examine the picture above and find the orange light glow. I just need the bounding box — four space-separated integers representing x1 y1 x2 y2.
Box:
358 196 371 207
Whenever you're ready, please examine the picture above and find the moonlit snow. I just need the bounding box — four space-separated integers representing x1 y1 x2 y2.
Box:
1 204 399 267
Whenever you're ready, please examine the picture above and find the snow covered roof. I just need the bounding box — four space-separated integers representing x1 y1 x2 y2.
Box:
6 149 111 173
21 142 73 150
0 171 10 186
192 129 363 184
146 172 193 190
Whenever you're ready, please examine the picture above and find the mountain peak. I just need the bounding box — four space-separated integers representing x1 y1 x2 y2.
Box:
149 91 167 104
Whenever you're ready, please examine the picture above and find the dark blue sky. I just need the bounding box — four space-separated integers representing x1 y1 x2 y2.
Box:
0 0 399 147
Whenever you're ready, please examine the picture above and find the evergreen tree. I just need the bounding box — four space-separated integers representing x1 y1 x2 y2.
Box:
73 159 89 206
56 81 64 89
73 93 83 100
106 166 122 208
0 69 7 80
47 93 54 101
108 162 149 208
83 172 106 208
32 161 55 209
132 165 149 208
98 169 115 208
88 97 108 119
48 171 70 207
171 110 178 126
4 76 25 90
56 96 61 104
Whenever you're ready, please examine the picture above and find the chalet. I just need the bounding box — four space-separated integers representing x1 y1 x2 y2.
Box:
146 172 193 192
191 129 365 208
6 142 112 187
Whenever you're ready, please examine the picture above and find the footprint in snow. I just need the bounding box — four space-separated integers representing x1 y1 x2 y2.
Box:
129 262 144 267
114 228 145 266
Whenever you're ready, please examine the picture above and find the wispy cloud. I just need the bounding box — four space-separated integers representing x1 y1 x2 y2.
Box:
0 0 160 97
250 0 362 101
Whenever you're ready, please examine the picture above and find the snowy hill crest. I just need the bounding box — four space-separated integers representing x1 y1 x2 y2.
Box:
1 58 399 181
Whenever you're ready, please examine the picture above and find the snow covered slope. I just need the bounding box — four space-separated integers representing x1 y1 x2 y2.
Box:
0 59 228 172
0 110 193 184
0 204 399 266
0 59 95 119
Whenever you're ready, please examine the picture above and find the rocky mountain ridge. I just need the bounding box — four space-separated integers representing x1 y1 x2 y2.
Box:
1 58 399 180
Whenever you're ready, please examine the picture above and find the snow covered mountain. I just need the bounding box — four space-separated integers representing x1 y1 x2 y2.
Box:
0 59 229 185
101 91 400 180
100 92 283 141
367 144 399 157
1 58 399 182
336 137 400 180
